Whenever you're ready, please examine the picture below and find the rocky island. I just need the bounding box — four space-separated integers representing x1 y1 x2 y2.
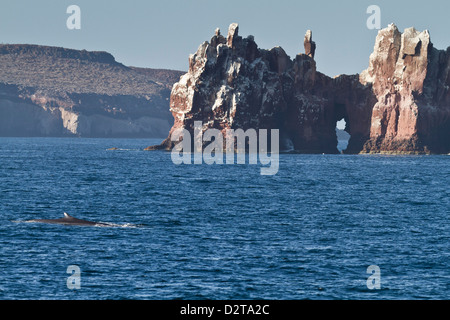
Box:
147 23 449 154
0 44 183 138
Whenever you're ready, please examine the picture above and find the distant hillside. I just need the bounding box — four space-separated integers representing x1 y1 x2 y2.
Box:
0 44 184 137
336 128 350 140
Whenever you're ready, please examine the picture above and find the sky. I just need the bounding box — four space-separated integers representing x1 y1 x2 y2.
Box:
0 0 449 77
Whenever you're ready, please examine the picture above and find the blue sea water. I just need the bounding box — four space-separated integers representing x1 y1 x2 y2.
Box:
0 137 448 300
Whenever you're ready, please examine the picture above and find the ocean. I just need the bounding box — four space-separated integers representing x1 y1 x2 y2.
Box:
0 137 448 300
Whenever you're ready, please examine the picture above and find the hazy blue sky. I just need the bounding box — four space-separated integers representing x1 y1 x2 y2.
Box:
0 0 448 76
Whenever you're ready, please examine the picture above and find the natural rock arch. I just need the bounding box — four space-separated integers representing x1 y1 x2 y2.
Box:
147 23 450 155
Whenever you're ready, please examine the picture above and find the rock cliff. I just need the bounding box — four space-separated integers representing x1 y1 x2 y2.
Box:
0 44 184 137
360 24 450 154
148 23 449 154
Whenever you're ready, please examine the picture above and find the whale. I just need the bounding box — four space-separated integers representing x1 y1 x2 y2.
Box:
21 212 116 227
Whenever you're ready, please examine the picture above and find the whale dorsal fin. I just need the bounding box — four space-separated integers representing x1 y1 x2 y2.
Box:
63 212 72 219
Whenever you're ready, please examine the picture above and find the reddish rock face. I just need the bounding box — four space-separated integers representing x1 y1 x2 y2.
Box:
303 30 316 59
360 24 450 154
148 23 449 154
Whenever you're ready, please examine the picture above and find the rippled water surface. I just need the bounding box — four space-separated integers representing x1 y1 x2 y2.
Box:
0 138 448 299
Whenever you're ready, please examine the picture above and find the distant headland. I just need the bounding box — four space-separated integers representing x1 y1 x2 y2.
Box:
0 44 183 138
